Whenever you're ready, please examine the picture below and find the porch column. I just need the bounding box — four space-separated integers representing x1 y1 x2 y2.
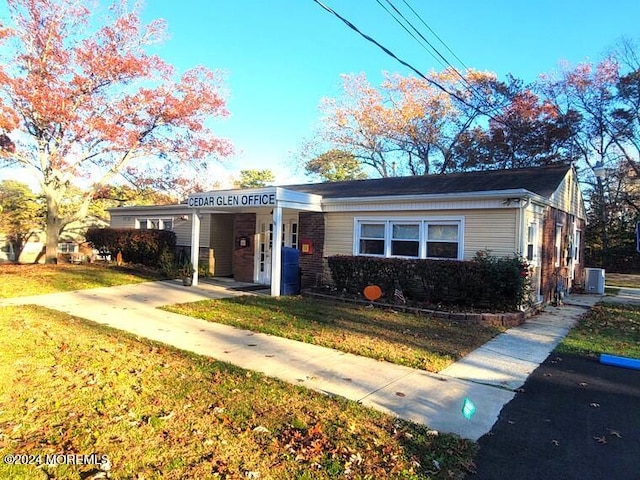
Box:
270 205 283 297
190 209 201 286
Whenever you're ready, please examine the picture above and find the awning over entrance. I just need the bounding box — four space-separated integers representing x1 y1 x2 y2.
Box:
186 187 323 296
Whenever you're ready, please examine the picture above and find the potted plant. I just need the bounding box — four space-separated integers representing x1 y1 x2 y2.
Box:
180 259 194 286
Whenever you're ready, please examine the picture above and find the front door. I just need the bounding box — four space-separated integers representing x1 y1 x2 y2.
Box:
255 215 299 285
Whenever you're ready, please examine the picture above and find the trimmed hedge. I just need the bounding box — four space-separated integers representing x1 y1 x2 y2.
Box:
86 227 177 268
327 253 529 312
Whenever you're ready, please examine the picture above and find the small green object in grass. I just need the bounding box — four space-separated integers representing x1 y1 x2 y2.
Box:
462 397 476 420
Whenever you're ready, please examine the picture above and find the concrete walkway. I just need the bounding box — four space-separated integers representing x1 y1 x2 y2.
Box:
0 281 602 441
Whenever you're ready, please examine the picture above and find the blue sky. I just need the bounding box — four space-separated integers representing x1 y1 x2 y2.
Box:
3 0 640 187
138 0 640 184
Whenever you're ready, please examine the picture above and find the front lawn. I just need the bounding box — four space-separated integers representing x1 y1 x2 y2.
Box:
162 296 504 373
557 302 640 358
0 305 477 479
0 263 165 298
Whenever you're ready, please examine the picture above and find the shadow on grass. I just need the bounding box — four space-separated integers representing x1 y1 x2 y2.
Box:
168 295 503 369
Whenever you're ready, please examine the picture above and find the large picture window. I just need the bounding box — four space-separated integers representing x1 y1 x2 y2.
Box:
355 218 462 260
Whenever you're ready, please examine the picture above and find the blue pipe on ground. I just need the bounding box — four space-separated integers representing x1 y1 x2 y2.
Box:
600 353 640 371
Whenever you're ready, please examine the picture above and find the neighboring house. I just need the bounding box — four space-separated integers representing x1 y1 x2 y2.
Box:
0 215 109 263
109 163 587 304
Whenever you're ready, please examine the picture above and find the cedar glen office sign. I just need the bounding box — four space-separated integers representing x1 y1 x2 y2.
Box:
187 192 276 208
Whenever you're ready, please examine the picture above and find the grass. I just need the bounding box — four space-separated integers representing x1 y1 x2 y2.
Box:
0 305 477 479
0 263 165 298
557 302 640 359
605 286 621 296
605 272 640 289
162 296 504 373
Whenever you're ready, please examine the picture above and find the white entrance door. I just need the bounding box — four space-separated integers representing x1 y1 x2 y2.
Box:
255 215 298 285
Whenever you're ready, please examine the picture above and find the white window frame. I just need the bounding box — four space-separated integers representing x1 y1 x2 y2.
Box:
135 218 174 231
574 229 581 264
58 242 78 254
526 222 539 265
353 216 464 260
554 223 563 268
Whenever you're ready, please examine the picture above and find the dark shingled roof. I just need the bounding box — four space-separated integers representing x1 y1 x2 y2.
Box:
285 163 571 199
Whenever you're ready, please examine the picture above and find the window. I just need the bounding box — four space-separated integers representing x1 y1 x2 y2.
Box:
554 224 563 267
359 223 385 255
426 224 459 259
291 223 298 249
58 243 78 254
136 218 174 230
574 230 581 263
391 223 420 257
355 218 462 260
526 223 537 262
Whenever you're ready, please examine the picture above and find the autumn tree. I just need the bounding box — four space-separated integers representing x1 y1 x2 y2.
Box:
304 149 366 182
0 0 232 263
318 69 510 176
234 169 275 188
0 180 44 261
477 88 579 169
90 184 177 220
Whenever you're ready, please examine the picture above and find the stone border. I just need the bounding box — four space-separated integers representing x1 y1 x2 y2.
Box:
302 290 538 328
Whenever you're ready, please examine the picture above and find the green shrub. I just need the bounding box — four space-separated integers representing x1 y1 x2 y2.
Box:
86 228 177 268
327 252 530 311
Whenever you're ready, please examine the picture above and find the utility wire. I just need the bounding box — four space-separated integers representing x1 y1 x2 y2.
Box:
380 0 495 109
311 0 504 124
373 0 449 71
401 0 471 73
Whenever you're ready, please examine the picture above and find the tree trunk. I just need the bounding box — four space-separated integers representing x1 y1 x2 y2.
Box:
44 188 62 264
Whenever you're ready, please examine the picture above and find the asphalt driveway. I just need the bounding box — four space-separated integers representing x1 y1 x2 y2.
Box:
470 292 640 480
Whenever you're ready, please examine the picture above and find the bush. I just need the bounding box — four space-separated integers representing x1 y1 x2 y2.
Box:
86 228 177 269
327 252 530 312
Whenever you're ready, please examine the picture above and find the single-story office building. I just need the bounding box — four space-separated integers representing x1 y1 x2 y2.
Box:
109 163 586 304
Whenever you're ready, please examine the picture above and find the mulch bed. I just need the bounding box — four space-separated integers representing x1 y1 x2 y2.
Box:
470 353 640 480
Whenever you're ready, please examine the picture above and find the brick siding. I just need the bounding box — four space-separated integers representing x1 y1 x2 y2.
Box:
233 213 256 282
298 212 326 288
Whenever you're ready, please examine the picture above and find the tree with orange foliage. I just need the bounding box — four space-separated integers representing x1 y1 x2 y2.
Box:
0 0 232 263
319 69 508 176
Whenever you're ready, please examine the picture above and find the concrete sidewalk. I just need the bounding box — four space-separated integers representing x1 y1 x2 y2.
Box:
0 281 602 441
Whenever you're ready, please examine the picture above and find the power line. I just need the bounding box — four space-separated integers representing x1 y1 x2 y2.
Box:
310 0 504 123
373 0 449 71
400 0 471 73
379 0 496 110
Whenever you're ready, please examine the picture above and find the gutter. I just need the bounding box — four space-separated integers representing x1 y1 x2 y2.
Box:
320 189 550 207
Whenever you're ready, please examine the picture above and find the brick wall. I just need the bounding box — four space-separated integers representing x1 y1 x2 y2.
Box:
298 212 325 288
540 207 581 302
233 213 256 283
